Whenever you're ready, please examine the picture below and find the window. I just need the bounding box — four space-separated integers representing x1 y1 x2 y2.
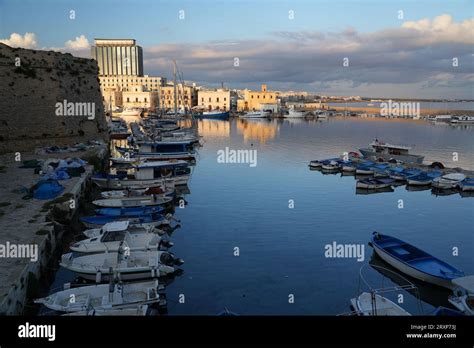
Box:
251 95 254 99
216 97 219 102
202 97 204 102
135 97 138 102
144 98 147 102
209 97 211 102
224 97 226 101
127 97 130 102
257 95 260 99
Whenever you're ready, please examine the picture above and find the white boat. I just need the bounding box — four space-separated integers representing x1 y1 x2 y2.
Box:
450 116 474 124
240 110 269 118
321 160 340 171
285 109 306 118
35 280 165 313
110 157 139 165
359 139 424 164
82 221 165 239
448 276 474 315
100 186 174 199
70 230 172 253
350 292 411 316
432 173 466 189
60 250 183 282
62 304 152 316
93 195 173 208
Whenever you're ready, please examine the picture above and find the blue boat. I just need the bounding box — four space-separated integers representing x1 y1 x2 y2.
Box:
80 213 168 229
356 178 395 189
355 161 375 174
194 110 230 120
459 177 474 192
406 171 442 186
389 168 422 181
95 206 165 217
370 232 464 289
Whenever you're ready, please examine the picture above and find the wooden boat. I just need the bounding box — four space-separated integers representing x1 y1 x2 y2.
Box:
448 276 474 315
92 161 191 189
355 161 375 175
356 178 395 189
60 250 184 282
80 213 171 229
92 195 173 208
194 110 230 120
406 171 442 186
459 178 474 192
389 168 422 181
341 160 356 172
370 232 465 289
70 230 172 253
432 173 466 189
35 280 165 312
350 292 411 316
321 160 340 171
309 158 339 168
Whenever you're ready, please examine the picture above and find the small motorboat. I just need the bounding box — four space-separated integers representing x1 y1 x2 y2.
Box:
406 171 442 186
309 158 339 168
240 110 269 118
355 161 375 175
448 276 474 315
350 292 411 316
356 178 395 190
60 250 184 282
62 304 154 316
321 160 340 171
389 168 422 181
80 213 171 229
458 177 474 192
82 221 166 239
432 173 466 189
95 206 165 217
100 186 175 199
35 280 165 312
369 232 465 289
341 160 356 172
92 195 173 208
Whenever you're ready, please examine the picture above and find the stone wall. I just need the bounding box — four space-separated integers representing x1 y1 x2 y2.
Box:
0 43 109 154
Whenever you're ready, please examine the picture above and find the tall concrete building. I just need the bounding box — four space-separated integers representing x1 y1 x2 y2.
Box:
91 39 143 76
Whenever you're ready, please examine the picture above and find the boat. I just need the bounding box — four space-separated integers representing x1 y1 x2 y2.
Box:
309 158 339 168
79 213 171 229
60 250 184 282
450 115 474 124
110 157 138 165
389 168 422 181
95 206 165 217
448 276 474 315
70 229 172 253
92 161 191 189
285 108 306 118
92 194 173 208
195 110 230 120
432 173 466 189
35 280 165 312
128 142 197 162
341 160 356 172
406 171 442 186
321 160 340 171
355 161 375 175
240 110 269 118
459 178 474 191
62 304 154 316
350 292 411 316
359 140 424 164
356 178 395 189
369 232 465 289
100 186 175 200
82 221 165 239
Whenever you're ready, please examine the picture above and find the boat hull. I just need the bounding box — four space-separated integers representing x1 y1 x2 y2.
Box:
359 148 424 164
92 175 188 189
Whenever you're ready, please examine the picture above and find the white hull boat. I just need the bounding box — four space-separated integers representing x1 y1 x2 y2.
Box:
62 304 151 316
82 222 165 239
60 250 183 282
432 173 466 189
92 195 173 208
350 292 411 316
285 109 306 118
92 176 188 189
240 111 269 118
448 276 474 315
35 280 165 313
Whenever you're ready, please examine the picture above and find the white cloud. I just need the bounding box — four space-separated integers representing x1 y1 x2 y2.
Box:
64 35 90 50
0 32 37 48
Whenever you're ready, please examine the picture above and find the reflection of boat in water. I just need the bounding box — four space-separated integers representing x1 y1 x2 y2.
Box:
406 184 431 192
369 253 453 310
356 187 394 195
431 188 459 197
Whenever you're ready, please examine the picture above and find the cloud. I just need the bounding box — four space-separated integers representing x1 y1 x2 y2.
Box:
143 14 473 98
0 32 37 48
64 35 90 50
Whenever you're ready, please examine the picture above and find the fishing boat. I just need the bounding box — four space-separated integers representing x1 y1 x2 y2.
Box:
130 141 197 162
240 110 269 118
195 110 230 120
350 292 411 316
359 140 424 164
92 161 191 189
341 160 356 172
450 115 474 124
321 160 340 171
356 178 395 189
60 250 184 282
369 232 465 289
92 194 173 208
79 213 171 229
355 161 375 175
406 171 442 186
285 109 306 118
448 276 474 315
70 230 172 253
309 158 339 168
459 178 474 191
100 186 175 200
82 221 165 239
95 206 165 217
389 168 422 181
432 173 466 189
35 280 165 313
110 157 138 165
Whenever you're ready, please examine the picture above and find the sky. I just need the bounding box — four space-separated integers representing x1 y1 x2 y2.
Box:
0 0 473 98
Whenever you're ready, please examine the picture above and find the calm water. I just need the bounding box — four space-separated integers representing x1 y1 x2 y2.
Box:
165 117 474 315
329 101 474 111
46 117 474 315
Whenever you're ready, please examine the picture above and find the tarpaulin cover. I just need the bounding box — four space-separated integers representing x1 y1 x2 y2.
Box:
33 180 64 200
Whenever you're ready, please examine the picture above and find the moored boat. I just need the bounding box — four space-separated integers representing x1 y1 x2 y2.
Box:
195 110 230 120
356 178 395 189
80 213 171 229
350 292 411 316
448 276 474 315
406 171 442 186
92 195 173 208
240 110 269 118
369 232 464 289
432 173 466 189
459 178 474 191
359 139 424 164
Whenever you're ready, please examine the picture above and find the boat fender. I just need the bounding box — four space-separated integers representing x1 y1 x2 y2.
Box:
95 271 102 283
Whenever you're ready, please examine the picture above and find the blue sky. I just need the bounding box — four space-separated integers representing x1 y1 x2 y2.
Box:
1 0 473 98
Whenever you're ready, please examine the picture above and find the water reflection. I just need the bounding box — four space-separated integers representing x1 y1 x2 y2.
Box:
197 119 230 138
236 118 279 144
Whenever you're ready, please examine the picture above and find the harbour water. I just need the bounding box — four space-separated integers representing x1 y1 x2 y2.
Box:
329 101 474 111
48 117 474 315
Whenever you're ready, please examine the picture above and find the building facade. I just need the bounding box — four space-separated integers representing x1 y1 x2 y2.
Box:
197 89 232 111
99 75 167 92
237 84 278 111
160 84 197 111
91 39 144 76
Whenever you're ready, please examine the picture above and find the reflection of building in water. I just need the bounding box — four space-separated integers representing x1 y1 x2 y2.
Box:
236 119 278 144
197 119 230 138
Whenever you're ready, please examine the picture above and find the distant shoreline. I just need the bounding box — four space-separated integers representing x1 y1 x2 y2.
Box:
330 105 474 116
